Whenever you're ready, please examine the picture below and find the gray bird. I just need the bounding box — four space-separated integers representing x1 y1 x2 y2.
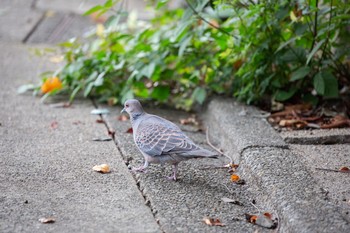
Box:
121 99 218 181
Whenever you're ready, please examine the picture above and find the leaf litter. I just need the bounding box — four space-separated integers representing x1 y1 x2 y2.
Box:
92 164 111 173
268 103 350 130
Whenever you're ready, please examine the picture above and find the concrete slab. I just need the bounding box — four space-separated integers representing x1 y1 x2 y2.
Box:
205 97 287 162
35 0 107 15
26 12 95 44
0 42 160 233
204 97 350 232
36 0 155 20
0 0 43 42
280 128 350 144
289 144 350 222
105 106 272 233
240 147 350 232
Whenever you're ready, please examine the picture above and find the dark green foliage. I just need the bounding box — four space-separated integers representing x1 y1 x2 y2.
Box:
35 0 350 110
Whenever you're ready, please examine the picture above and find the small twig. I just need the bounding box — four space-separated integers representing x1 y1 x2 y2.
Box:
206 127 233 164
185 0 239 40
250 201 262 213
315 167 350 173
222 184 234 194
199 166 232 170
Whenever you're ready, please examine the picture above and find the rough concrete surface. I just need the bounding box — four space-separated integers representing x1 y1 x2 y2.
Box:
280 128 350 144
240 147 349 233
289 144 350 222
35 0 107 15
0 0 43 42
205 97 287 162
106 107 272 233
26 12 96 44
205 97 350 232
0 43 160 233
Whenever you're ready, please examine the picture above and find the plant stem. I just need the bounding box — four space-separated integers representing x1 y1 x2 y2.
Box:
309 0 319 53
184 0 239 39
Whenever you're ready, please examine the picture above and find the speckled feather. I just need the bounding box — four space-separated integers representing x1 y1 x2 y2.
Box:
121 99 218 180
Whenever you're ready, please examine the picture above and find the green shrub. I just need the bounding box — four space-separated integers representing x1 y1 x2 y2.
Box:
27 0 350 110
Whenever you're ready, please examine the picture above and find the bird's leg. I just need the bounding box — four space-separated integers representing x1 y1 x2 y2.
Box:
166 164 178 181
132 160 149 173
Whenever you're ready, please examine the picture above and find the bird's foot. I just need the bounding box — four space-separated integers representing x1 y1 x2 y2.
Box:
132 166 147 173
166 174 177 181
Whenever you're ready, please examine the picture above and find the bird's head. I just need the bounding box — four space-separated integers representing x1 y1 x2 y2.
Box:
121 99 144 118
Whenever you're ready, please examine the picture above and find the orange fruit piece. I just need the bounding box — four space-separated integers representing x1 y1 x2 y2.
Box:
41 77 62 94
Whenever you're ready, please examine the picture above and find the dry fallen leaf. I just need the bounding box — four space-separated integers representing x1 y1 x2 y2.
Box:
39 217 55 224
92 164 110 173
96 119 104 124
245 213 277 229
50 121 58 129
179 115 199 126
203 217 225 227
263 212 272 219
339 166 350 173
118 115 129 121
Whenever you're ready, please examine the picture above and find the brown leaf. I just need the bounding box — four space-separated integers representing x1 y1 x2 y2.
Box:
92 164 110 173
245 214 258 223
203 217 225 227
340 166 350 173
263 212 272 219
245 213 277 229
96 119 104 124
118 115 129 121
179 115 199 126
39 217 55 223
126 128 133 134
321 115 350 129
279 119 307 128
50 121 58 129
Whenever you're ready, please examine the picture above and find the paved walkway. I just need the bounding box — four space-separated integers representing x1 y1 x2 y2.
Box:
1 1 349 232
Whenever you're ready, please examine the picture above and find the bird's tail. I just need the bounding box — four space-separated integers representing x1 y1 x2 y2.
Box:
181 147 219 159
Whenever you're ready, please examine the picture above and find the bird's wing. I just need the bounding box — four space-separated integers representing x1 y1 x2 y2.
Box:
135 116 199 157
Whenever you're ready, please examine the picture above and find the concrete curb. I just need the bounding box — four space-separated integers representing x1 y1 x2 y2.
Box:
204 97 350 232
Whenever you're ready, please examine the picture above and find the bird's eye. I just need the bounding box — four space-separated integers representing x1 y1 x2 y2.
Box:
125 104 129 107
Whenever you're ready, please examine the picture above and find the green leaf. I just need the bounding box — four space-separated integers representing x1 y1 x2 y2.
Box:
17 84 35 94
276 37 297 53
313 72 325 95
178 36 192 57
307 39 326 65
290 66 311 81
94 72 106 86
69 85 81 102
83 5 103 16
313 70 339 98
84 82 94 97
151 86 170 101
156 0 169 10
192 87 206 104
141 63 156 79
275 88 297 101
323 71 339 98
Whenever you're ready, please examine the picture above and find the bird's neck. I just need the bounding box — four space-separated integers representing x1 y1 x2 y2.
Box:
131 112 144 124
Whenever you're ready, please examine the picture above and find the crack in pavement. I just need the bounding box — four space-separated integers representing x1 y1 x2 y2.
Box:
91 99 165 233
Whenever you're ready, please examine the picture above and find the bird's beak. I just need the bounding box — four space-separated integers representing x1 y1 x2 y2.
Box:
121 108 126 114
